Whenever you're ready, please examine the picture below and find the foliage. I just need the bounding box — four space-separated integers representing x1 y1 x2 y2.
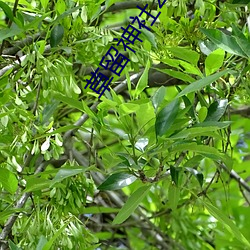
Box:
1 0 250 249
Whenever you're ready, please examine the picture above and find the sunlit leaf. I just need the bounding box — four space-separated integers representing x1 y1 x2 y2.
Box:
168 182 180 210
205 49 225 75
151 86 166 111
168 47 200 65
0 168 18 194
134 59 150 98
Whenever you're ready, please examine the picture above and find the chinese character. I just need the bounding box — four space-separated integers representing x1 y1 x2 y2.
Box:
130 16 151 31
85 68 112 99
157 0 167 9
136 4 161 26
114 24 143 53
99 46 130 76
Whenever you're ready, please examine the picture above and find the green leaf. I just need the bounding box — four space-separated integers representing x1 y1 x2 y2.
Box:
24 177 51 192
232 0 250 4
0 1 14 21
42 223 69 250
0 168 18 194
98 172 137 191
41 101 60 125
112 185 151 224
51 166 86 186
185 167 204 187
170 166 181 186
170 143 229 165
141 29 157 48
53 92 85 112
198 106 208 122
80 206 120 214
168 182 180 210
36 236 48 250
151 86 166 111
203 201 250 248
155 99 179 137
193 121 231 129
200 28 247 58
168 47 200 65
170 126 221 139
156 68 195 83
40 0 49 9
50 24 64 47
205 99 228 122
176 69 231 98
9 241 22 250
0 209 24 223
234 36 250 58
0 25 23 42
119 103 140 115
54 5 83 24
205 49 225 75
134 59 150 98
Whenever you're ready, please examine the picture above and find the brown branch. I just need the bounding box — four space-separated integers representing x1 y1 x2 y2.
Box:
219 163 250 193
2 32 46 56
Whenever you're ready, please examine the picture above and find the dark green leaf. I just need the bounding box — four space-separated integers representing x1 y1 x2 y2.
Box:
170 166 181 186
232 0 250 4
205 99 228 122
50 24 64 47
185 167 204 187
0 2 14 21
155 99 179 137
98 172 137 191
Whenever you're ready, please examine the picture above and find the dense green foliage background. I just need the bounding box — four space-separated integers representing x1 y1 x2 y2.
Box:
1 0 250 249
